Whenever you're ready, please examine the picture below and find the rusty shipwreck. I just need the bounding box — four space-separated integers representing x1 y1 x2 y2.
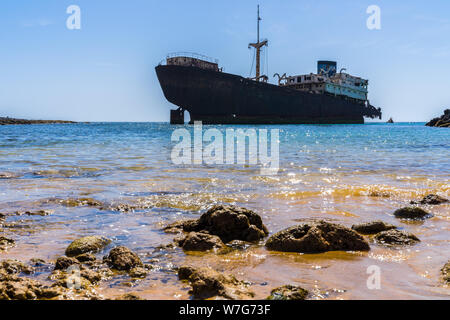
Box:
156 6 382 124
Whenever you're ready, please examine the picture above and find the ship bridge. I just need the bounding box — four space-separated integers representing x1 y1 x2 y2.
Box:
280 61 370 104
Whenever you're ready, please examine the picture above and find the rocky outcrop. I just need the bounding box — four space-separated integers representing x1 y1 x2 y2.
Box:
393 207 433 220
0 237 15 251
265 221 370 254
0 260 35 275
426 109 450 128
65 236 111 257
387 118 394 124
74 253 96 263
267 285 308 300
116 293 143 300
176 232 226 252
128 267 148 278
178 266 254 300
15 210 53 216
352 221 397 235
411 194 449 205
56 198 103 207
374 229 420 246
54 256 79 270
0 274 62 300
441 261 450 284
165 205 268 243
103 246 143 271
0 259 62 300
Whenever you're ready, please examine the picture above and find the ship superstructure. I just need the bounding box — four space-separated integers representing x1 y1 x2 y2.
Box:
280 61 370 105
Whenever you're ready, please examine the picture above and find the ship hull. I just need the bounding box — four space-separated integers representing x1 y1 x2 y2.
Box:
155 65 381 124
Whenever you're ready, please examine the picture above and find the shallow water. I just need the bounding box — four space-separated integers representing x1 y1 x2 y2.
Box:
0 122 449 299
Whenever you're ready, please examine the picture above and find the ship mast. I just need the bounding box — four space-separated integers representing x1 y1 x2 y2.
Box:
249 5 268 82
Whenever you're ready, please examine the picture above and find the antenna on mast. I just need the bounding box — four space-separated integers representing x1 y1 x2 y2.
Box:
249 5 268 82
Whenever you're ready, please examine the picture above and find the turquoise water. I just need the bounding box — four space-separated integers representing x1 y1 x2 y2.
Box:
0 122 449 299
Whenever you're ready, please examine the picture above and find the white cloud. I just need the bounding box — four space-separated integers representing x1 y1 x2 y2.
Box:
22 19 53 28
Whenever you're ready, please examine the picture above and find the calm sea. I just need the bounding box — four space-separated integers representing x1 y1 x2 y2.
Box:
0 122 449 299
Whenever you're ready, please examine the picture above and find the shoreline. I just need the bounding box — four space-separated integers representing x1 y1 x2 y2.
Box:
0 117 76 125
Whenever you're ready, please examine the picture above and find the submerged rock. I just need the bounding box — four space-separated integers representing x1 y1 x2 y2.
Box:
128 267 148 278
164 219 198 234
0 237 15 251
393 207 433 220
75 253 96 263
374 229 420 246
426 109 450 128
29 258 47 267
265 221 370 254
176 232 226 252
15 210 53 216
441 261 450 284
267 285 308 300
54 256 79 270
65 236 111 257
178 266 254 300
50 264 110 288
103 246 143 271
53 198 103 207
0 260 35 275
352 221 397 235
411 194 449 205
165 205 268 243
0 274 62 300
116 293 143 300
0 172 19 179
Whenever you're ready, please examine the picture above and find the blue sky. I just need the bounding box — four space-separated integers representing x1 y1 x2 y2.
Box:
1 0 449 122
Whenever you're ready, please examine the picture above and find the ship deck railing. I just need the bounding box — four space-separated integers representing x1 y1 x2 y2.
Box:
159 52 219 66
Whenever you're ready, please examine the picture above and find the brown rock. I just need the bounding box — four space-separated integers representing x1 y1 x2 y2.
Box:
57 198 103 207
177 232 225 251
74 253 96 263
15 210 53 216
103 246 143 271
415 194 448 205
441 261 450 284
178 266 254 300
129 267 148 278
116 293 143 300
352 221 397 235
166 205 268 243
0 260 34 275
54 256 79 270
267 285 308 300
65 236 111 257
393 207 432 220
0 237 15 251
0 274 61 300
374 229 420 246
265 221 370 253
163 219 198 234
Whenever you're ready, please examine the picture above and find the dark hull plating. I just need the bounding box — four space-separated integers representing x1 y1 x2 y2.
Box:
156 65 382 124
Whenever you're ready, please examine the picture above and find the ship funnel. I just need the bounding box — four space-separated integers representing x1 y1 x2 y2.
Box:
318 61 337 77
